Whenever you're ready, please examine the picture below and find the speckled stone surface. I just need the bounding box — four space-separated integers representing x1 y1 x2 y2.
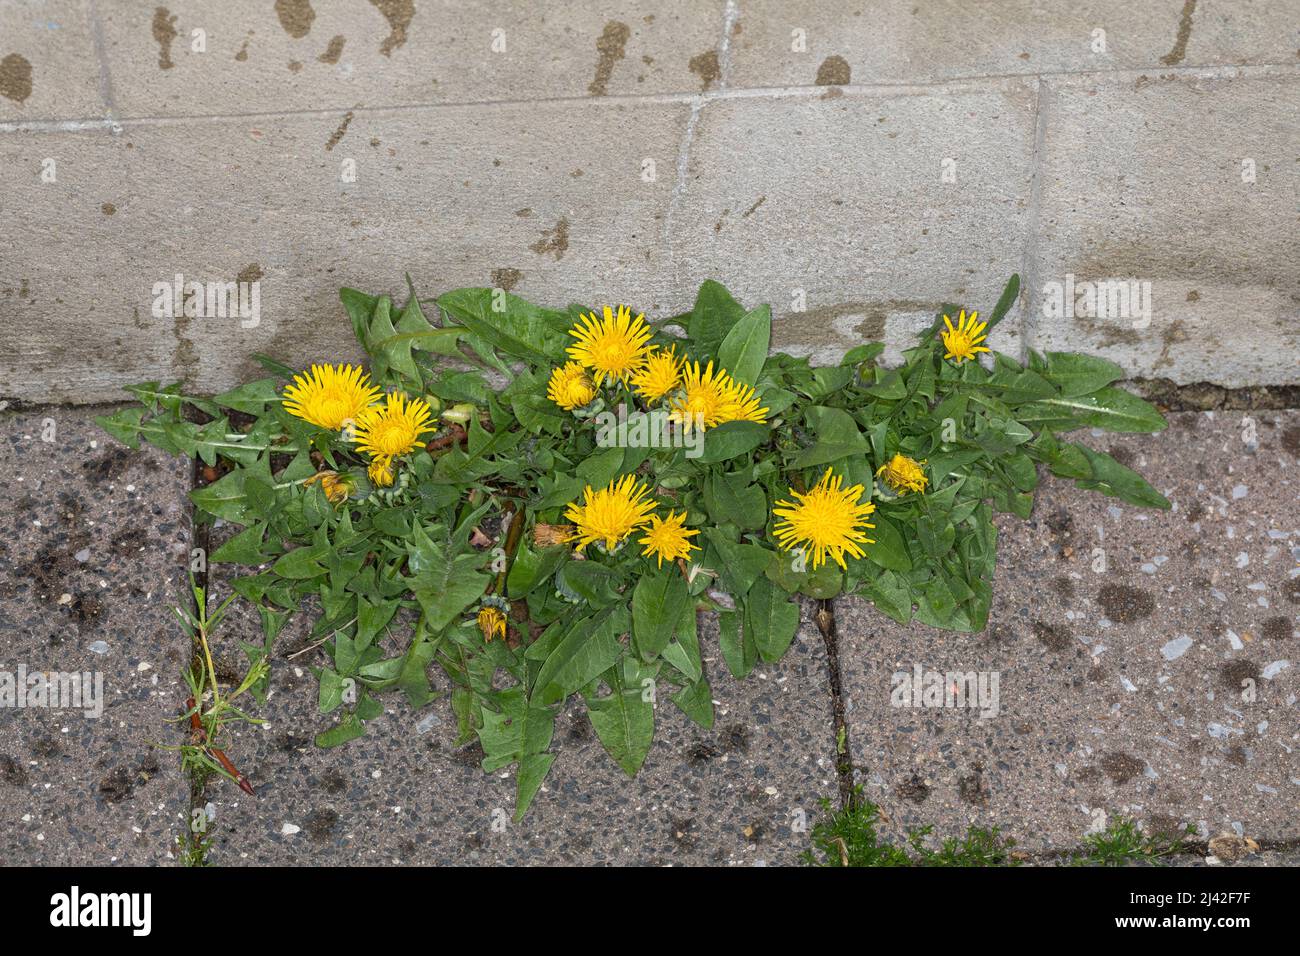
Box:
198 589 838 866
0 408 192 864
839 410 1299 853
5 404 1295 866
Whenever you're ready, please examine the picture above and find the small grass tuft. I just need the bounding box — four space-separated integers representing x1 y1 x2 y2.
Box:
163 579 267 867
1067 818 1196 866
166 578 266 794
176 828 212 868
805 788 1018 867
807 789 1194 867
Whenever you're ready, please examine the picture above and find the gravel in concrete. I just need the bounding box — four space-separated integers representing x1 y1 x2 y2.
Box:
198 586 837 865
0 407 191 864
839 410 1299 853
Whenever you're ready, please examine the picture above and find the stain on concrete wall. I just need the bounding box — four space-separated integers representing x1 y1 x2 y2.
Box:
688 49 720 91
275 0 316 39
324 111 353 151
369 0 414 57
491 268 524 292
151 7 179 70
318 35 346 64
815 55 850 85
0 53 32 104
589 21 630 95
530 219 571 261
1159 0 1198 66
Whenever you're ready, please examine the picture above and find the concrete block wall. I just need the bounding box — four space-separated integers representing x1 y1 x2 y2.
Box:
1 0 1296 403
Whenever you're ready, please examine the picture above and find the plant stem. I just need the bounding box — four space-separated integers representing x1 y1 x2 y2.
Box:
494 502 527 596
199 610 221 710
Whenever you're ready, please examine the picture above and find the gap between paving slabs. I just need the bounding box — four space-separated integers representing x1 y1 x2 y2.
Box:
813 600 858 810
181 452 215 861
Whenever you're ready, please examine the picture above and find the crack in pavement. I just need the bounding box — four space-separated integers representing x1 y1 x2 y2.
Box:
814 598 858 810
179 412 213 864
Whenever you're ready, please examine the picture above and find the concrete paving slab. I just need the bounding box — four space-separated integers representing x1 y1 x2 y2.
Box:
671 82 1038 366
197 590 837 865
1030 70 1300 387
727 0 1300 89
1 97 689 403
0 0 106 122
96 0 727 118
839 410 1300 853
0 407 191 864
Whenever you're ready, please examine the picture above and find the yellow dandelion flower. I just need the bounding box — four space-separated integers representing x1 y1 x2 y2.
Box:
281 363 381 431
668 360 733 431
563 474 658 552
302 470 353 505
773 467 876 571
367 455 395 488
716 377 769 426
638 511 700 568
876 454 929 495
477 606 507 642
631 345 683 405
940 309 990 364
566 305 654 385
546 362 597 411
352 392 436 460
